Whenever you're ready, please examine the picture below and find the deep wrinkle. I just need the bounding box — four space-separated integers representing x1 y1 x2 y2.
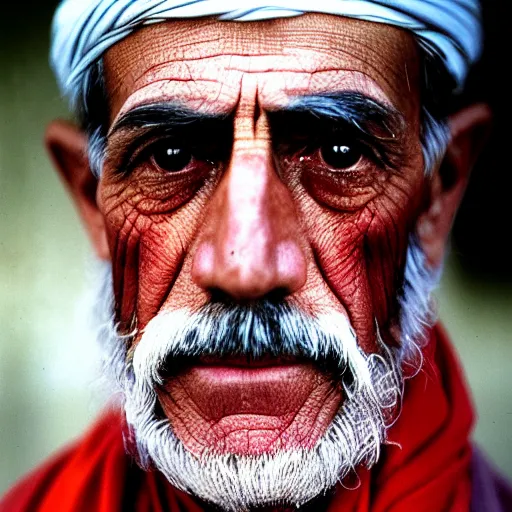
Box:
96 16 425 454
97 17 424 344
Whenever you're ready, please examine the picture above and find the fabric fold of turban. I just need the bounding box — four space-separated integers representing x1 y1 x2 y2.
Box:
51 0 482 109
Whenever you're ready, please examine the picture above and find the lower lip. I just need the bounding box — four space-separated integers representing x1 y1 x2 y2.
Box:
158 363 342 455
185 364 318 416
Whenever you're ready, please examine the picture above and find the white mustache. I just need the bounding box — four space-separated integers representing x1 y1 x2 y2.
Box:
130 302 399 406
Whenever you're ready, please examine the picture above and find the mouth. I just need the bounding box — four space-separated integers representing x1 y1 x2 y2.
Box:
156 357 344 456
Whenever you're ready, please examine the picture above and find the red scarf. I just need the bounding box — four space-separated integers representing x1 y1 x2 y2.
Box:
2 324 474 511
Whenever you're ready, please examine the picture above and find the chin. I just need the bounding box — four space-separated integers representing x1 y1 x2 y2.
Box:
120 309 402 511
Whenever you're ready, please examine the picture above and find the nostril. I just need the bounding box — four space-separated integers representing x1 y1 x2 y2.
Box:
208 287 258 305
207 287 262 306
263 287 290 303
208 287 289 305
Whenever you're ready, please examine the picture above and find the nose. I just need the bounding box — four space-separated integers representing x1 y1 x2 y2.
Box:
191 143 307 300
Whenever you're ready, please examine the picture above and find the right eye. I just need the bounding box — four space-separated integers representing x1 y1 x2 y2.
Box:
150 141 193 173
319 139 364 171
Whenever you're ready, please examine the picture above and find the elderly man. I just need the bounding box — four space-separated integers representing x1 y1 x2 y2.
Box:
2 1 510 511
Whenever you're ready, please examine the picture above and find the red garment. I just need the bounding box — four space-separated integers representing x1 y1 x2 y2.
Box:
1 324 474 511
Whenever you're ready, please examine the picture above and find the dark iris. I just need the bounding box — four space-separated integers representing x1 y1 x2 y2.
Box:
151 141 192 172
320 140 362 170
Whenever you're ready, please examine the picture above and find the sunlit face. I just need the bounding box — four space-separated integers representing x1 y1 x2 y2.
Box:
96 13 428 508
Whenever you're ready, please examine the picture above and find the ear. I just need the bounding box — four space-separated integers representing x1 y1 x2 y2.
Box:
45 120 110 260
416 103 492 268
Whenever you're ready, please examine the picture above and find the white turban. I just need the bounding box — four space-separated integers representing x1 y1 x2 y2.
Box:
50 0 482 109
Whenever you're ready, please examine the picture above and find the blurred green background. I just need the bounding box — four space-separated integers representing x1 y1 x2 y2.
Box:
0 1 510 496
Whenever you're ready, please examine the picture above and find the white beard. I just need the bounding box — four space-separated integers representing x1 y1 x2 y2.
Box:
87 235 440 511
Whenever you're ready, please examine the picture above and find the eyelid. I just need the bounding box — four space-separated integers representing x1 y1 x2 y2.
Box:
130 136 187 174
108 127 232 178
271 113 400 168
280 129 398 172
326 123 400 168
108 129 191 176
350 138 393 169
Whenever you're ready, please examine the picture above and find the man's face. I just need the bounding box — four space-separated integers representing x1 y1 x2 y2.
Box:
93 13 427 508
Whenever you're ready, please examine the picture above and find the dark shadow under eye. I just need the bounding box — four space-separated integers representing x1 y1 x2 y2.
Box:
320 140 362 170
151 141 192 172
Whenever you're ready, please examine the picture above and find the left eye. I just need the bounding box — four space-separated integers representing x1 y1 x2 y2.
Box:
320 141 363 170
151 141 192 172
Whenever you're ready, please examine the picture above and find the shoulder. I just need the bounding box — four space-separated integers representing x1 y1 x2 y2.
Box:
0 408 128 512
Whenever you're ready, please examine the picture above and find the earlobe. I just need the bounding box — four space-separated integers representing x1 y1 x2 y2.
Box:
45 120 110 260
416 103 492 268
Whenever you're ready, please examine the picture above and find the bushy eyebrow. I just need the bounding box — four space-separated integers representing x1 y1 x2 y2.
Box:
109 103 232 136
268 91 405 140
106 103 234 174
106 93 405 174
110 92 403 138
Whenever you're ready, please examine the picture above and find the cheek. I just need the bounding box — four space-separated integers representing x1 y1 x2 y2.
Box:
98 178 210 330
363 179 422 331
302 172 424 352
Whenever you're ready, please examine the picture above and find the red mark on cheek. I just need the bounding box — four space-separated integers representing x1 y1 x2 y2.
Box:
308 208 410 352
135 226 188 328
105 201 191 331
101 159 219 331
109 210 142 330
309 211 376 352
363 201 413 338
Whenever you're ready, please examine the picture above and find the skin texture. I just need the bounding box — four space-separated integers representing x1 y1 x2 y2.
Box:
101 16 423 341
45 15 492 457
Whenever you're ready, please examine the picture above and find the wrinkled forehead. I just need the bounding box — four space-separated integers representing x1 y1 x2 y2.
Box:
103 14 421 125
